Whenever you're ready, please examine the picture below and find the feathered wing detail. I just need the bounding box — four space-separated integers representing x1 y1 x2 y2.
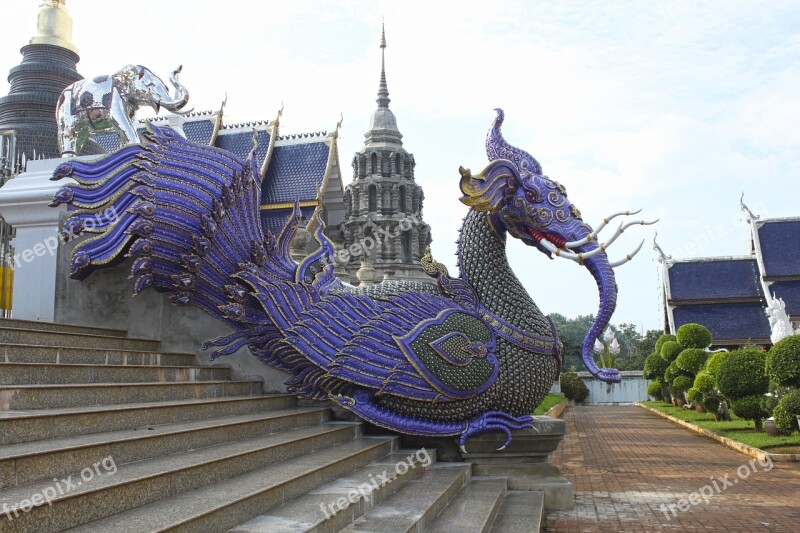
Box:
286 290 500 403
51 125 278 331
296 211 339 291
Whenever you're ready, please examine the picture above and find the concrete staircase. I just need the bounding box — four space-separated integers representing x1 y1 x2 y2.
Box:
0 319 545 532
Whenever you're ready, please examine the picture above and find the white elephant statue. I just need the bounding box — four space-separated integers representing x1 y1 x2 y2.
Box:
56 64 190 156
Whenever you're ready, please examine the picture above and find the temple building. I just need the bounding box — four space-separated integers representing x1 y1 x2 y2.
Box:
339 26 433 286
655 200 800 347
0 2 436 310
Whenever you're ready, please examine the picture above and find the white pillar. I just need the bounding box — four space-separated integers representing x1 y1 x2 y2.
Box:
0 157 83 321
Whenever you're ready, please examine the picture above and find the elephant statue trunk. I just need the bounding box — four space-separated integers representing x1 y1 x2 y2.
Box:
156 65 191 114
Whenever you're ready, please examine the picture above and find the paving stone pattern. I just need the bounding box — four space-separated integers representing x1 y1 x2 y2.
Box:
547 405 800 532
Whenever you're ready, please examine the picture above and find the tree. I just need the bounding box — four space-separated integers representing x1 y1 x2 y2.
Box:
550 314 660 372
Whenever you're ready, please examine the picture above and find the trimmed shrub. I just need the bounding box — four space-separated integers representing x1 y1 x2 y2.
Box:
693 371 715 394
655 334 677 355
705 351 730 377
664 362 678 383
676 323 712 349
703 396 720 413
672 375 694 393
717 349 768 400
561 371 589 403
731 395 767 430
647 381 662 400
643 352 669 380
686 387 702 403
661 340 683 362
766 335 800 388
778 390 800 418
773 403 797 435
676 348 708 375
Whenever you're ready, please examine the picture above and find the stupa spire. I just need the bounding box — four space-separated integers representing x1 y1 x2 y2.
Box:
377 22 390 109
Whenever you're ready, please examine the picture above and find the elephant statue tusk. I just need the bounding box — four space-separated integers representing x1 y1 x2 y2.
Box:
609 239 646 268
562 209 642 248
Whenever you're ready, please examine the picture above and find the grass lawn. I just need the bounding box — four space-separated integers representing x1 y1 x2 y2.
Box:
534 393 566 415
641 401 800 454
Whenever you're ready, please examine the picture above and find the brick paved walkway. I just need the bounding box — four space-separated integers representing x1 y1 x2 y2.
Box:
546 405 800 532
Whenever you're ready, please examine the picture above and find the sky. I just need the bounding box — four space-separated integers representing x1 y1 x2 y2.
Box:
2 0 799 333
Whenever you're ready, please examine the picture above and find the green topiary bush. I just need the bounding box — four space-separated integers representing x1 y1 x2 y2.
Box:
676 348 708 375
647 381 663 400
643 352 669 380
676 323 712 349
772 402 797 435
716 349 768 400
731 395 767 431
661 340 683 362
561 370 589 403
672 375 694 393
766 336 800 388
703 396 720 413
664 361 678 383
777 389 800 417
654 334 677 356
705 351 730 377
686 387 702 403
693 371 715 394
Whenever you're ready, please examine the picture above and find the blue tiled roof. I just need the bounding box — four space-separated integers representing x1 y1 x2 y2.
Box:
183 119 214 145
262 142 330 204
668 259 763 301
673 303 771 342
91 132 121 153
214 130 270 165
260 206 317 236
758 220 800 278
770 280 800 317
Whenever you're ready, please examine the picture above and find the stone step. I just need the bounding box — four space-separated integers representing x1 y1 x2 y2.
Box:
489 491 545 533
14 434 394 532
0 344 197 366
0 318 127 338
341 462 471 533
427 477 508 533
0 394 297 445
0 380 262 410
230 449 436 533
0 407 331 489
0 326 160 351
0 362 230 385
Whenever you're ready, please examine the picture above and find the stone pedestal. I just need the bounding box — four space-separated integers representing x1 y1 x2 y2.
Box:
463 416 573 510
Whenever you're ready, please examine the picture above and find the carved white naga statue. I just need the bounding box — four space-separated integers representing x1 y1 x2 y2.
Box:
765 295 798 344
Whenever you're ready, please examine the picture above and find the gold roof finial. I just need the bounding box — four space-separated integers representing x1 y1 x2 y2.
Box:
380 19 386 49
30 0 78 55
